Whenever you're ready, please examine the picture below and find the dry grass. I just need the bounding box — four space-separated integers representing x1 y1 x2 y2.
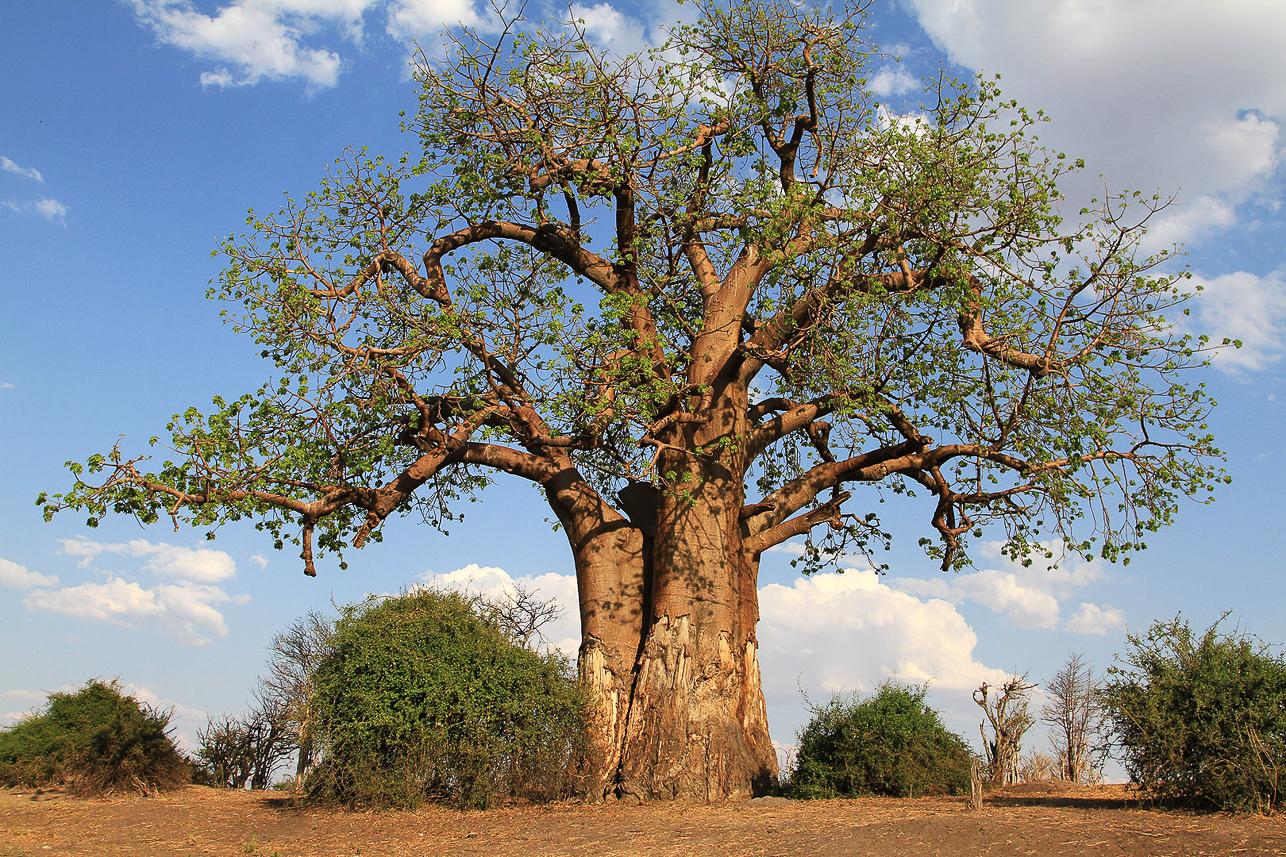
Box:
2 782 1284 856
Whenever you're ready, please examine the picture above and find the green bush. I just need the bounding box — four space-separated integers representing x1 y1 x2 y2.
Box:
787 682 973 799
306 589 586 809
0 679 192 795
1103 615 1286 813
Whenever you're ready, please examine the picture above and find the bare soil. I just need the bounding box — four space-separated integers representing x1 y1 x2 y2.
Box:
2 782 1283 856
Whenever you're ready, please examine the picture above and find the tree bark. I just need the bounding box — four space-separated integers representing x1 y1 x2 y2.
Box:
548 383 778 801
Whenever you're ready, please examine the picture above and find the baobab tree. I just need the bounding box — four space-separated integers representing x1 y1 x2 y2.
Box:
42 0 1224 800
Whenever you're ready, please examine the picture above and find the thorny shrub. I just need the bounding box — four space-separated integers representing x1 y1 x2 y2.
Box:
787 682 974 798
1103 615 1286 813
0 679 192 795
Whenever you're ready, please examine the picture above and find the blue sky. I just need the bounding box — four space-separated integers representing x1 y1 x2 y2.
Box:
2 0 1285 776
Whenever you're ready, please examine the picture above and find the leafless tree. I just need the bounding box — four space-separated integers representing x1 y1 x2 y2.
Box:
1041 652 1104 783
258 610 334 784
975 675 1036 786
196 694 295 789
486 584 565 649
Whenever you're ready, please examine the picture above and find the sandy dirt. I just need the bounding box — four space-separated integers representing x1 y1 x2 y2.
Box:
2 782 1283 856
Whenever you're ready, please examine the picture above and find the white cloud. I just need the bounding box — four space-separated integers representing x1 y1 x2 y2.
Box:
759 568 1010 696
870 67 917 97
14 539 247 645
385 0 482 38
2 197 69 220
904 0 1286 246
420 563 581 655
60 537 237 582
22 577 233 646
898 569 1062 630
0 155 44 182
128 0 353 89
1141 195 1237 254
32 198 68 220
1188 268 1286 371
568 2 643 51
0 381 15 389
892 540 1118 635
0 557 59 590
249 553 269 568
1065 602 1126 636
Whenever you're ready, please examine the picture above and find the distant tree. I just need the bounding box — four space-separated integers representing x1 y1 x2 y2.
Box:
1015 750 1057 783
196 693 296 789
975 675 1036 786
0 680 191 796
43 0 1227 800
1103 615 1286 812
1041 652 1103 783
788 682 973 798
196 714 253 789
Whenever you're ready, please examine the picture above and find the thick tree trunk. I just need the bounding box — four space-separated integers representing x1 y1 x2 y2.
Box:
547 380 778 802
617 380 777 800
543 466 648 799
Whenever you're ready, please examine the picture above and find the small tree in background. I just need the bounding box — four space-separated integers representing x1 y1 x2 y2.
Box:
485 586 565 650
1103 614 1286 813
0 680 191 796
975 675 1036 786
306 589 586 809
1041 652 1104 783
196 714 254 789
195 694 296 789
788 682 973 799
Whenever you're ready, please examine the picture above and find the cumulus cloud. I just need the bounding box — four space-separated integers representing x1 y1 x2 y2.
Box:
1188 268 1286 372
12 538 247 645
126 0 498 87
0 155 43 182
0 557 59 590
385 0 481 38
904 0 1286 244
1065 602 1127 636
898 569 1062 630
23 577 234 645
870 66 917 97
420 563 582 655
128 0 353 89
893 540 1120 635
565 2 651 53
61 537 237 582
758 568 1011 696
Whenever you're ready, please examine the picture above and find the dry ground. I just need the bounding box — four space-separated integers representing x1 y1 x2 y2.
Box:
2 782 1283 857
